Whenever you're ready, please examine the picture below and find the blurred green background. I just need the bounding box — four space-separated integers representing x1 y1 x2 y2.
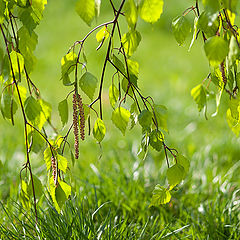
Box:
0 0 239 238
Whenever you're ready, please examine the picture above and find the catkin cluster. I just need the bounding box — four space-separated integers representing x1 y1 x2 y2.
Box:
51 156 57 185
72 93 85 159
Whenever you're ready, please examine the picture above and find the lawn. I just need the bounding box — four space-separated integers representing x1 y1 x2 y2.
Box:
0 0 239 239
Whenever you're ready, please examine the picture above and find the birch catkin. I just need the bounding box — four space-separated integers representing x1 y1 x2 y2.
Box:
76 94 85 141
51 156 57 185
73 93 79 159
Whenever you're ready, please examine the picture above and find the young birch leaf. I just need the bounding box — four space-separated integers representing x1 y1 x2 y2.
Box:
191 84 206 112
150 185 171 207
125 0 138 29
112 107 130 135
10 50 24 75
167 164 184 187
28 130 45 153
55 182 67 211
229 97 240 120
59 180 71 199
138 110 152 130
197 11 219 38
24 96 42 126
226 108 240 136
140 0 164 24
1 91 18 120
204 36 229 66
121 30 141 57
93 118 106 142
57 154 68 173
96 26 109 42
172 16 191 46
154 104 168 132
113 54 125 75
149 129 163 151
109 84 119 108
127 59 139 77
28 175 43 199
44 146 52 170
228 35 240 67
58 99 68 126
176 154 190 178
61 52 77 78
20 180 30 209
38 99 52 130
75 0 95 26
79 72 98 100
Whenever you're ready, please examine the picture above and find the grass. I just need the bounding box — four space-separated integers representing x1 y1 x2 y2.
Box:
0 0 240 239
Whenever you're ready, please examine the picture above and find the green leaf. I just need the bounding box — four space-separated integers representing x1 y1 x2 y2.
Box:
191 84 206 112
113 54 125 75
24 96 42 126
75 0 95 26
127 59 139 77
138 110 152 130
31 0 47 20
202 0 220 13
226 108 240 136
204 36 229 66
44 146 52 171
153 104 168 132
125 0 138 29
121 30 141 57
150 185 171 206
57 154 68 173
38 99 52 130
176 154 190 178
167 164 184 187
93 118 106 142
140 0 164 24
58 99 68 126
197 11 220 38
61 52 77 78
228 35 240 67
109 84 119 108
79 72 98 100
112 107 131 135
28 175 43 199
10 50 24 76
229 97 240 120
96 26 109 42
28 130 45 153
121 77 134 97
221 0 238 12
55 182 67 211
0 1 5 24
18 26 38 73
19 8 38 34
149 129 163 151
20 180 30 209
59 180 71 199
1 90 18 120
172 16 191 46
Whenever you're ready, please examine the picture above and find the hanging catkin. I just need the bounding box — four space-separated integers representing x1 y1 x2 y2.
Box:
51 156 57 185
73 93 79 159
76 94 85 141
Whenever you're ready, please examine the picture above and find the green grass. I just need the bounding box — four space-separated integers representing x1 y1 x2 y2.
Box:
0 0 240 239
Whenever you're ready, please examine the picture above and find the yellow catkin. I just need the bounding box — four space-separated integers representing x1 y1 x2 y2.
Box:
73 93 79 159
51 156 57 185
77 94 85 141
